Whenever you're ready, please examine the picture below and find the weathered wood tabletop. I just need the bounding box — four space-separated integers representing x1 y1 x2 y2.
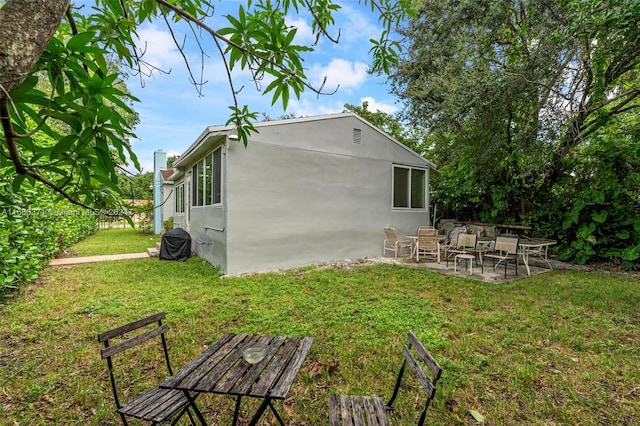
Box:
160 333 313 425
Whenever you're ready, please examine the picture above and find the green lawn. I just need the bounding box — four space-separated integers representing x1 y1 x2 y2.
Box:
0 229 638 425
59 227 161 257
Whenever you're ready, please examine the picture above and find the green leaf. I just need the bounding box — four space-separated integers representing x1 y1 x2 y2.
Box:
281 85 290 110
12 175 27 193
9 75 39 97
592 190 606 204
469 409 485 423
615 230 630 240
50 135 78 160
91 174 120 192
592 210 608 223
66 31 96 51
97 105 113 123
622 246 639 261
44 110 83 132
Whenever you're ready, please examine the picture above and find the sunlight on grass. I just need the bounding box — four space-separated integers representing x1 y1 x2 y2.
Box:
62 227 161 257
0 232 638 425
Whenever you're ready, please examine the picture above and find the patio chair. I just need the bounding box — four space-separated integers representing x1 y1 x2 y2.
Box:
98 312 202 425
415 227 440 263
482 236 520 279
383 227 412 258
445 232 477 268
438 222 455 239
328 331 443 426
441 227 466 259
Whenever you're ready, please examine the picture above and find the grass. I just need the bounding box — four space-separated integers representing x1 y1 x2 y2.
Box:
59 227 161 257
0 229 638 425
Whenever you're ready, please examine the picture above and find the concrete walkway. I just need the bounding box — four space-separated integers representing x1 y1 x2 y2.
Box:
49 252 150 266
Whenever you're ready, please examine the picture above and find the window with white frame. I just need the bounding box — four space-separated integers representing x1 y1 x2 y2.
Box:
392 165 426 209
191 147 222 207
175 183 185 213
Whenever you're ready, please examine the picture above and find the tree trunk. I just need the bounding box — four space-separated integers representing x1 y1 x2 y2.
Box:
0 0 70 98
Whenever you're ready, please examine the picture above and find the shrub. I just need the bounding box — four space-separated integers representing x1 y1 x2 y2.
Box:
0 186 97 300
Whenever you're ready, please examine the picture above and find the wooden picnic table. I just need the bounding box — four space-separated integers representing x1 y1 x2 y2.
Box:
160 333 313 425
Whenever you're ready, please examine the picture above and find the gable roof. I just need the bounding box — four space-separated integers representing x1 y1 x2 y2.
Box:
160 168 174 182
170 112 435 179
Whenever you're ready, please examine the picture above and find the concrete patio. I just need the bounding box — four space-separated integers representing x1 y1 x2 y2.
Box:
371 255 559 283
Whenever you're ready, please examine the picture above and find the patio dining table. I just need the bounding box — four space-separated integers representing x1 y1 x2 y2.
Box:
474 236 556 276
517 238 557 275
159 333 313 425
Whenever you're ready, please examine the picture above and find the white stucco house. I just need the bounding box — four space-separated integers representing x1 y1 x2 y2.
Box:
160 168 175 228
167 112 436 276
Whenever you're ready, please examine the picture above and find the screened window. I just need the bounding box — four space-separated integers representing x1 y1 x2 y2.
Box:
175 184 185 213
197 159 204 206
191 147 222 207
393 165 426 209
213 148 222 204
205 154 213 205
192 164 199 206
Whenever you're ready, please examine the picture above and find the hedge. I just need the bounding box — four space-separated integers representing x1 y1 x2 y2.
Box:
0 199 97 300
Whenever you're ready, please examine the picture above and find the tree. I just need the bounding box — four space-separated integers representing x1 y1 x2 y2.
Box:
0 0 419 210
118 171 153 201
390 0 639 222
166 155 178 169
389 0 640 266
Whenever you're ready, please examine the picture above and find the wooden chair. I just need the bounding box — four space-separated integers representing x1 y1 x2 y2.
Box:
415 228 440 263
383 227 412 258
328 331 443 426
98 312 202 425
482 236 519 278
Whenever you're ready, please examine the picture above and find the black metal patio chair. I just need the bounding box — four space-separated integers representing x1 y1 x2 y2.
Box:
328 331 443 426
97 312 202 425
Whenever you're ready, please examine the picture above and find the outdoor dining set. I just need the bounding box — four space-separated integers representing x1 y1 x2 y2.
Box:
98 312 443 426
383 224 557 278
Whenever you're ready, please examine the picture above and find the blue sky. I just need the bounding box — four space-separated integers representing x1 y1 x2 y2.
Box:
115 1 402 173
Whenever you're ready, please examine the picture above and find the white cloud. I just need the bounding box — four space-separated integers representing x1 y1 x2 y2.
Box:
339 4 381 47
286 16 315 45
137 159 154 174
359 96 398 114
310 58 369 92
134 24 184 71
287 98 345 117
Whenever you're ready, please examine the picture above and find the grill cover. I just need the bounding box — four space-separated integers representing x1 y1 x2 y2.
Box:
159 228 191 261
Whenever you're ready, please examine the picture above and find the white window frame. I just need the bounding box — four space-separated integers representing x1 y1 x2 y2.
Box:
191 146 223 207
392 165 427 210
175 183 185 214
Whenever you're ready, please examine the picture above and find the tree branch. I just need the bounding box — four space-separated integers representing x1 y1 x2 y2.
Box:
302 0 341 44
1 96 103 213
153 0 337 96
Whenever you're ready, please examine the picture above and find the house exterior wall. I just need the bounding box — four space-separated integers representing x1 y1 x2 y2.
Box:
161 182 175 228
222 115 431 275
187 203 227 271
171 138 229 272
173 209 186 229
153 150 167 234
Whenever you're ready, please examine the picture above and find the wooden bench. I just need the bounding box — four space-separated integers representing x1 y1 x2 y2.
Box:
328 331 443 426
